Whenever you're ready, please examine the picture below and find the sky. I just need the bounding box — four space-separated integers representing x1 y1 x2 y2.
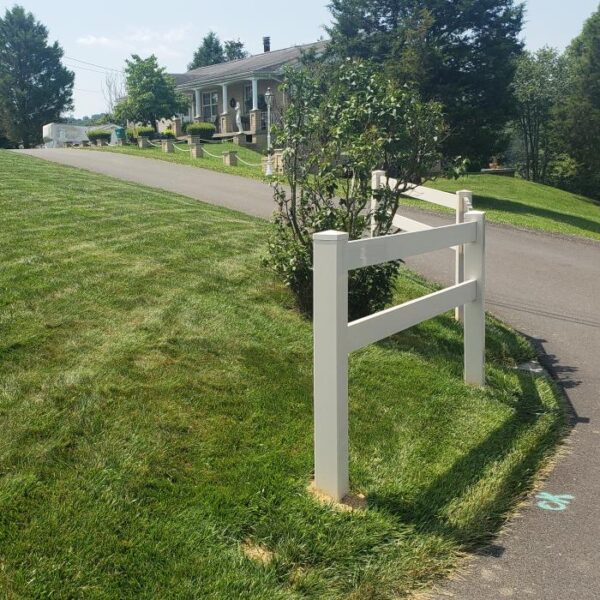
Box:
0 0 597 117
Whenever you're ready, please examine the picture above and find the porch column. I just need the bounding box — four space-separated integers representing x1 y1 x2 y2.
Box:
252 78 259 111
249 78 260 134
220 84 231 133
221 84 228 114
194 89 201 119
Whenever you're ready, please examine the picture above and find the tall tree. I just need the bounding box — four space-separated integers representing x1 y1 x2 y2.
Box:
555 6 600 199
188 31 224 69
113 55 187 129
326 0 524 164
224 39 248 62
0 6 74 147
513 48 567 182
188 33 248 69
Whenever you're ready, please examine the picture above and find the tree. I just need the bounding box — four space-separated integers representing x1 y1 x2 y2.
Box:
555 6 600 199
326 0 524 165
113 55 187 129
224 39 248 62
0 6 74 147
512 48 567 182
188 32 248 69
0 126 11 148
102 71 125 115
267 60 445 318
188 31 224 69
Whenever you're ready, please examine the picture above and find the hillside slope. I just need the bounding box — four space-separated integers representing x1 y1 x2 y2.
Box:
418 175 600 240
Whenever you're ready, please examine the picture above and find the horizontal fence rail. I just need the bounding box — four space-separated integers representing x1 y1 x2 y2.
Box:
347 280 477 353
388 177 458 209
392 214 433 232
372 171 474 322
312 210 486 501
347 221 477 270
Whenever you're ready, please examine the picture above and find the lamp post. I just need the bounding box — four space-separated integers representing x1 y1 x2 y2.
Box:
265 87 273 176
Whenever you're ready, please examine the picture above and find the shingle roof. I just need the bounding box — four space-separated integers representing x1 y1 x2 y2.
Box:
172 40 326 89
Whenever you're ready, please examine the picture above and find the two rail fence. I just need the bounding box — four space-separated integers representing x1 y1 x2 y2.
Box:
313 173 485 500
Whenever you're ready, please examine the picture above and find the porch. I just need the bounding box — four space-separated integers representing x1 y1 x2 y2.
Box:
180 77 282 149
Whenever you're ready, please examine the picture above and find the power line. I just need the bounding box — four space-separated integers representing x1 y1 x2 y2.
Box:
64 63 116 76
64 55 123 73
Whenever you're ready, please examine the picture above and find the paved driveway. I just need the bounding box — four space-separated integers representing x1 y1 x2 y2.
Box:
17 149 600 599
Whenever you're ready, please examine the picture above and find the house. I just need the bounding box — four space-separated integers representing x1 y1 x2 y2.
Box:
169 38 325 149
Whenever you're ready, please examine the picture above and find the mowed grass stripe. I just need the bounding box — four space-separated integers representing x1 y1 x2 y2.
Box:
0 150 564 599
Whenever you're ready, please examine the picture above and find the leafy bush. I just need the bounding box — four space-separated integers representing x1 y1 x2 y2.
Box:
267 60 446 319
126 127 137 142
186 122 216 140
161 128 175 139
87 129 112 142
546 154 580 190
136 126 155 138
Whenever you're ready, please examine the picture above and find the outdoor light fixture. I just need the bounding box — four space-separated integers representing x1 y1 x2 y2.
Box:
265 87 273 176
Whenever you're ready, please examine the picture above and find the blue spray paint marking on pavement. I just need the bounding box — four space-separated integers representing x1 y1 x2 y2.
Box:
536 492 574 511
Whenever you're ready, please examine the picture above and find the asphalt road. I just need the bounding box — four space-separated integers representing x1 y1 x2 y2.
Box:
17 149 600 599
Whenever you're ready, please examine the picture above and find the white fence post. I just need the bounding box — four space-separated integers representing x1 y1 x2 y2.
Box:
313 230 350 500
455 190 472 322
370 170 386 237
463 210 485 386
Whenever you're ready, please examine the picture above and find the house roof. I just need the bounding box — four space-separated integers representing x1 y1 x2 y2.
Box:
172 40 326 90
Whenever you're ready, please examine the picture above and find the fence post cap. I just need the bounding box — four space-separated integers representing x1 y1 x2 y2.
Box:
465 209 485 219
457 189 473 195
313 230 349 242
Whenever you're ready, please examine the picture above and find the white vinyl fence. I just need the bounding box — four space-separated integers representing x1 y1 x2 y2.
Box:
371 171 473 321
312 209 486 501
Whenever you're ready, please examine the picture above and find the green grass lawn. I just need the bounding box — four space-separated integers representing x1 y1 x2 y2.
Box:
88 140 267 181
420 174 600 241
0 150 564 599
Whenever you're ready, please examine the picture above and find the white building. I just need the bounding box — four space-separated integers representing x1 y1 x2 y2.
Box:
42 123 118 148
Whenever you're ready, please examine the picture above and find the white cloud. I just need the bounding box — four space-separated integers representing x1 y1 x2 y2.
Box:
77 35 124 48
78 26 190 50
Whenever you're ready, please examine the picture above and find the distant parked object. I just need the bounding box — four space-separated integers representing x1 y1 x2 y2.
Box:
42 123 118 148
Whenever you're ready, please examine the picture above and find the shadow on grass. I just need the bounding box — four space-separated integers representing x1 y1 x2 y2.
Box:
368 369 564 549
364 309 567 551
473 194 600 236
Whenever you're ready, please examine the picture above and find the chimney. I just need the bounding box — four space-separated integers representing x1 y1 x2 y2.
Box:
263 36 271 53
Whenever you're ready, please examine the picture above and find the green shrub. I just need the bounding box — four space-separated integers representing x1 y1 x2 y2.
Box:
136 126 155 138
162 128 175 139
267 61 445 319
126 127 137 142
87 129 112 142
186 122 216 140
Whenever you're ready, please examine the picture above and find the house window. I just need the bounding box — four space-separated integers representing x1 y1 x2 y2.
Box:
202 92 219 121
244 83 253 114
